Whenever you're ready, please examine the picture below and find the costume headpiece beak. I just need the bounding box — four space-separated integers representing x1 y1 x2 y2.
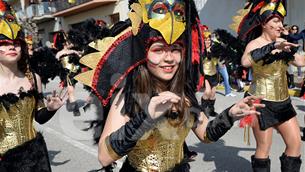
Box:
129 0 186 44
0 0 21 40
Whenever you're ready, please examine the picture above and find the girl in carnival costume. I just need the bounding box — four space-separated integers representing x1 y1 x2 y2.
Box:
76 0 265 171
0 1 66 171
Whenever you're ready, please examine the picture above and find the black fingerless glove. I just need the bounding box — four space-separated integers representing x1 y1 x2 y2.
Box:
250 42 276 62
107 111 155 157
35 107 57 124
205 107 235 142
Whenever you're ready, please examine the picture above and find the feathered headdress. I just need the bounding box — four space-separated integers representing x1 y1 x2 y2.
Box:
75 0 204 107
0 0 22 41
231 0 287 43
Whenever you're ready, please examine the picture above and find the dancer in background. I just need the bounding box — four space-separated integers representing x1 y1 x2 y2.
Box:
233 0 305 171
201 30 219 117
53 31 83 116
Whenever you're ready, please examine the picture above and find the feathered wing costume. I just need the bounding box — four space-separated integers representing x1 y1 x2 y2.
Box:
29 47 60 85
211 29 245 65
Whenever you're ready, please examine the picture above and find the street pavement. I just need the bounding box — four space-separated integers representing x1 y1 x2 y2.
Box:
37 78 305 172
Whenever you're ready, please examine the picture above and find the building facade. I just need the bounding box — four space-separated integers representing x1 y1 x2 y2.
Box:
14 0 305 45
16 0 129 46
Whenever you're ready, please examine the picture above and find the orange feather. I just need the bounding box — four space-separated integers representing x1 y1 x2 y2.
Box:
0 0 7 13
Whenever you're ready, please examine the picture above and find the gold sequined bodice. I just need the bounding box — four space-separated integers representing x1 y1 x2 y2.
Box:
0 91 40 154
127 115 195 172
249 58 289 101
203 57 218 76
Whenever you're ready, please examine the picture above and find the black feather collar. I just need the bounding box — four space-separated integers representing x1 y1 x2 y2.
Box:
0 88 41 110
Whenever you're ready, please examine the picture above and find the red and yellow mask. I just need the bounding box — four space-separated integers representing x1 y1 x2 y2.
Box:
0 1 21 40
129 0 186 44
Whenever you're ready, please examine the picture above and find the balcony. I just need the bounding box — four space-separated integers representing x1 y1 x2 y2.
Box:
24 0 117 21
53 0 117 17
26 2 56 22
53 0 92 12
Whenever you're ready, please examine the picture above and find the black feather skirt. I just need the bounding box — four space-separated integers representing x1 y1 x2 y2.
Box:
0 133 51 172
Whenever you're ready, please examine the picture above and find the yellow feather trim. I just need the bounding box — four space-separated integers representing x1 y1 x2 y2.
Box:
74 27 133 89
128 3 143 35
79 52 103 69
229 7 251 33
74 70 95 87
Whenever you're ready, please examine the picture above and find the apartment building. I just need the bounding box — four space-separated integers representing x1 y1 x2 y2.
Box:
15 0 129 46
13 0 305 45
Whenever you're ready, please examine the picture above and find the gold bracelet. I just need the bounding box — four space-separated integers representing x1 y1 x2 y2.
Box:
104 136 122 160
203 132 213 143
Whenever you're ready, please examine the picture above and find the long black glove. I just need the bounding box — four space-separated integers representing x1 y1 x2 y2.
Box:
205 107 235 142
35 107 57 124
250 42 275 62
107 111 155 157
263 47 298 65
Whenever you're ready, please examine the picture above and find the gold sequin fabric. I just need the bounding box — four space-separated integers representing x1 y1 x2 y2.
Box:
128 115 195 172
0 89 43 155
203 58 218 76
249 58 289 101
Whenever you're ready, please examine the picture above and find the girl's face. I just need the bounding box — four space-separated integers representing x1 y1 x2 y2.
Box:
204 37 211 49
0 41 22 65
146 41 183 81
263 16 284 38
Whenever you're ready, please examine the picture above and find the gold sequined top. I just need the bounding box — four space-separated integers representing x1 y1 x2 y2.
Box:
203 57 218 76
127 115 195 172
0 89 45 155
248 56 289 101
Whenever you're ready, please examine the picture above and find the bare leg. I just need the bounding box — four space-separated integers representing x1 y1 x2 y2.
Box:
202 79 212 99
275 117 302 172
210 86 216 100
251 117 272 171
252 117 273 158
275 117 301 156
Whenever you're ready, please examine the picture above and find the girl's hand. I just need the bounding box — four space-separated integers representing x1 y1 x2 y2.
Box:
229 96 265 120
46 89 68 111
275 40 300 52
148 91 181 119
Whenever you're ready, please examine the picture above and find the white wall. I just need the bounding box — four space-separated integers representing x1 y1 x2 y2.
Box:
61 0 129 30
37 20 56 45
286 0 305 30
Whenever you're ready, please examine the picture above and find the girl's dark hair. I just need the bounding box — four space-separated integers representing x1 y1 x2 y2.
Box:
17 40 31 78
